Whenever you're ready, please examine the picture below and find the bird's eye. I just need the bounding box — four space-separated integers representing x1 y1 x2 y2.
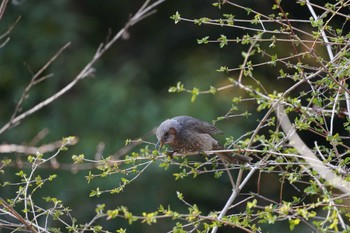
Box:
164 132 169 138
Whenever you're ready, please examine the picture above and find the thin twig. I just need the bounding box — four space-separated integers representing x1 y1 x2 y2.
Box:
0 0 8 21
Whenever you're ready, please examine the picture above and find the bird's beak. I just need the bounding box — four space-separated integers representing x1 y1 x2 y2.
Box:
155 139 165 150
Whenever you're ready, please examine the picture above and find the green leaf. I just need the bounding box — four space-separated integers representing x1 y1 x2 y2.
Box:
1 159 11 166
216 66 229 73
16 170 26 178
289 218 300 230
89 187 101 197
194 17 210 25
48 174 57 181
107 209 120 219
142 211 158 225
218 34 228 48
191 87 199 102
72 154 85 164
169 81 184 93
176 191 184 200
247 199 257 210
197 36 209 44
95 204 105 215
170 11 181 24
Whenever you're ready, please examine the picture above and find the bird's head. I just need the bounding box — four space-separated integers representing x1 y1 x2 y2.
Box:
155 119 181 149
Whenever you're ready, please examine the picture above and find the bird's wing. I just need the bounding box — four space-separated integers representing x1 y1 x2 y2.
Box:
174 116 223 135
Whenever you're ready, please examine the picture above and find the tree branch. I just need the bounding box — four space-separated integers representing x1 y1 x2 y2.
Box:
0 137 78 154
275 103 350 193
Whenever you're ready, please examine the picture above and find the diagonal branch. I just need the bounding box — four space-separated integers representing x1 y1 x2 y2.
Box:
275 103 350 193
0 0 166 135
0 0 8 21
0 197 38 233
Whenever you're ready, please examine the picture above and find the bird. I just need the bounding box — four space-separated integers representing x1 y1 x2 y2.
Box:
155 116 251 163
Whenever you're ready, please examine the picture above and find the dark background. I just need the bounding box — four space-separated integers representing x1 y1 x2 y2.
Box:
0 0 322 232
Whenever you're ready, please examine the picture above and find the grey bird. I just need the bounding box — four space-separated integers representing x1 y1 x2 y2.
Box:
155 116 251 163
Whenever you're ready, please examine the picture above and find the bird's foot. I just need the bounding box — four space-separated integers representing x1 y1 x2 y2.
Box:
166 150 175 159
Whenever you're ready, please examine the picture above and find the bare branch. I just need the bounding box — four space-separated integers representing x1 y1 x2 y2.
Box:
0 16 20 48
0 0 8 21
0 137 78 154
